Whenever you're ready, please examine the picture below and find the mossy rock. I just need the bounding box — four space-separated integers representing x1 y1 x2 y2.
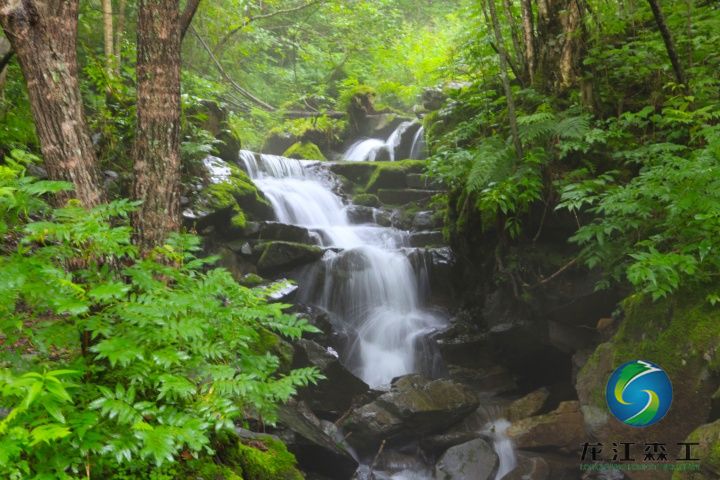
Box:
203 163 273 227
256 241 323 274
233 437 303 480
672 419 720 479
283 141 326 160
365 160 427 193
238 273 265 287
576 291 720 458
253 327 294 372
352 193 381 207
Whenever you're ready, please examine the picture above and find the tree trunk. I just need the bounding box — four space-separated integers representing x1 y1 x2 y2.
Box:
0 0 105 207
502 0 526 81
180 0 202 41
132 0 183 249
646 0 688 88
535 0 584 92
486 0 523 159
520 0 536 84
115 0 126 69
102 0 113 72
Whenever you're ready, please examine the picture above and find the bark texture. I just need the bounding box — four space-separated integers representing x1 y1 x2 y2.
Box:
646 0 687 88
102 0 113 70
132 0 182 249
520 0 536 84
0 0 105 207
535 0 584 92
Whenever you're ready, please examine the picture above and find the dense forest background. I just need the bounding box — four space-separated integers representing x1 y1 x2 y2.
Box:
0 0 719 478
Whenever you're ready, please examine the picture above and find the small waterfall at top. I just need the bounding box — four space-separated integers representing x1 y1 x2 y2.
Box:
238 150 446 387
343 121 416 162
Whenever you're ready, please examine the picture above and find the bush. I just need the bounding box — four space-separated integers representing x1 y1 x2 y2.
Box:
0 153 320 478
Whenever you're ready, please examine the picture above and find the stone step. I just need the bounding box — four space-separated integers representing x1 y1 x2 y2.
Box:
409 230 445 247
377 188 442 205
406 173 446 190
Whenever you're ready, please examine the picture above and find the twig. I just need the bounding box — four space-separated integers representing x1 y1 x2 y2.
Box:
189 25 276 112
370 440 386 470
534 257 578 286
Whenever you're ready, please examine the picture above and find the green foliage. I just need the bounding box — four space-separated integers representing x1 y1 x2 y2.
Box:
0 160 320 478
232 437 303 480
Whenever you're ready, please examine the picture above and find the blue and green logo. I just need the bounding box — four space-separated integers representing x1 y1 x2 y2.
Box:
605 360 673 427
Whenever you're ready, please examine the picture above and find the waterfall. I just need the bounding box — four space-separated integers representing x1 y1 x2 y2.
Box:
485 419 517 480
238 150 445 387
409 126 427 160
343 121 416 162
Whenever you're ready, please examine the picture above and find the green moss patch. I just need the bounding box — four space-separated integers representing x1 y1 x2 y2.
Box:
352 193 381 207
233 437 303 480
204 163 272 226
365 160 426 193
283 141 326 160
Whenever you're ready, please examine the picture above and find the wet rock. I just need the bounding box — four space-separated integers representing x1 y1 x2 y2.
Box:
447 365 518 396
409 231 445 247
277 400 359 479
412 211 440 230
504 453 550 480
673 419 720 479
365 168 407 191
507 401 585 452
292 339 370 418
242 221 316 244
377 188 440 205
505 388 550 422
341 375 479 452
433 321 495 369
434 438 498 480
352 193 382 208
256 241 323 274
407 173 444 190
346 205 376 224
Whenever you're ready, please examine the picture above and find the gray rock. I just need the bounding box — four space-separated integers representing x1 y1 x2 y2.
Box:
256 241 324 274
504 453 550 480
505 388 550 422
346 205 376 224
434 438 498 480
407 174 445 190
278 400 359 479
292 339 370 417
412 211 439 230
341 375 479 452
377 189 440 205
409 231 445 248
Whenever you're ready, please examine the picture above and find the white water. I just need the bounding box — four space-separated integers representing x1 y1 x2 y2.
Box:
485 419 518 480
409 126 426 160
238 150 445 387
343 121 416 162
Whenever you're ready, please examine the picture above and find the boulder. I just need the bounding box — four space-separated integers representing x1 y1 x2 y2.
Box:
377 189 440 205
292 339 370 418
409 231 445 248
353 193 382 208
346 205 376 224
673 419 720 479
434 438 498 480
256 241 324 274
504 453 550 480
340 375 479 452
507 401 585 453
277 400 359 479
505 388 550 422
243 221 316 245
412 211 441 230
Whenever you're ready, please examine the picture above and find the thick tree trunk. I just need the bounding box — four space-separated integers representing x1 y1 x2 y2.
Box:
535 0 584 92
486 0 523 159
132 0 183 250
646 0 688 88
102 0 113 71
520 0 536 84
0 0 105 207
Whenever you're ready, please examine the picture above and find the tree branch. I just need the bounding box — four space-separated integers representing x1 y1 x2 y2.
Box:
180 0 201 41
189 25 276 112
214 0 325 56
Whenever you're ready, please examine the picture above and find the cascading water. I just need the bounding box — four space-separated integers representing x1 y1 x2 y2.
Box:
343 121 416 162
485 419 518 480
238 150 445 387
409 126 427 160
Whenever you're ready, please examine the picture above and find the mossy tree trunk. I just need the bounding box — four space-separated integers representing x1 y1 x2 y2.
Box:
0 0 105 208
534 0 585 92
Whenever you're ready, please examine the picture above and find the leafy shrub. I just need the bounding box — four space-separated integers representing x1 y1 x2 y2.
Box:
0 154 320 478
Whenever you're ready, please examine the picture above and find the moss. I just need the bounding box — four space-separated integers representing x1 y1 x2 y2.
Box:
364 160 427 192
612 291 720 375
204 163 271 224
352 193 381 207
283 141 326 160
672 419 720 479
233 437 303 480
253 328 294 371
238 273 265 287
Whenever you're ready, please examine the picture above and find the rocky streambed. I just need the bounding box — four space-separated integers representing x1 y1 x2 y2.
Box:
185 139 720 480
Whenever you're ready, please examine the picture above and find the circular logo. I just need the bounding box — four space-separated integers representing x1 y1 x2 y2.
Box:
605 360 673 427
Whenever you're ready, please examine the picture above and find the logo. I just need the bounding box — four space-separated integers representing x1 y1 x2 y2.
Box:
606 360 672 427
